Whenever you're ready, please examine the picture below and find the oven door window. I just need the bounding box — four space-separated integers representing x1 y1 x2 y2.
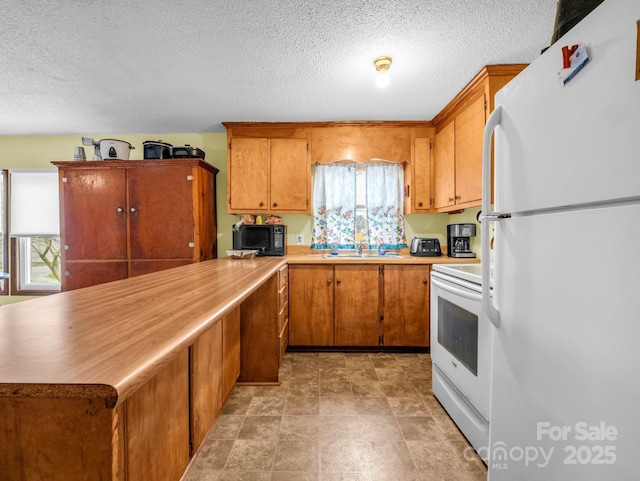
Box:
437 297 478 376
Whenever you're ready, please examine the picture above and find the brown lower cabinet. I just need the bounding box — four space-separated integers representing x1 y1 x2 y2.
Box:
289 264 334 346
289 263 430 348
127 306 241 480
238 266 287 383
277 265 290 363
382 265 430 347
126 350 191 481
190 308 240 453
334 265 381 346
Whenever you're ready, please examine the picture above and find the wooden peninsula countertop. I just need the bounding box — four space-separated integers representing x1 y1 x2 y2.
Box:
0 253 474 480
0 257 286 406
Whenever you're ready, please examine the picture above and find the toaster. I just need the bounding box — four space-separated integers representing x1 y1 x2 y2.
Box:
410 237 442 257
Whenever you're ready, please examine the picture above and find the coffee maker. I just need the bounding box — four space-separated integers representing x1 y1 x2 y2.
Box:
447 223 477 258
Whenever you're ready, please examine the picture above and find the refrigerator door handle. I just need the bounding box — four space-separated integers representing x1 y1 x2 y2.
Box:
481 106 502 328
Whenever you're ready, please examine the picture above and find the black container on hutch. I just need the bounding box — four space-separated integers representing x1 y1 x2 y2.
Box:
447 223 476 258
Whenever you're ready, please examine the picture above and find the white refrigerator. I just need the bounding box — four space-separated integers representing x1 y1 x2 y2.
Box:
480 0 640 479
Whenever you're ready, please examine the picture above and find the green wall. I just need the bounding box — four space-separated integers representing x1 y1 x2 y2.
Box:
0 133 484 301
449 206 483 255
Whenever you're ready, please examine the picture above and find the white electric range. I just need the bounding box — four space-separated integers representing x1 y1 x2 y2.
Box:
430 263 492 461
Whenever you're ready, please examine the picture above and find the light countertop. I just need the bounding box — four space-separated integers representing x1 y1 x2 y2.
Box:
285 248 480 265
0 257 286 405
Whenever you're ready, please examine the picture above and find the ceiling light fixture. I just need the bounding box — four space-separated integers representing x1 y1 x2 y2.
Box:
373 56 392 88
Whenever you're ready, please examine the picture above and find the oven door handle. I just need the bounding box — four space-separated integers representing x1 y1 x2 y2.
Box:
431 277 482 303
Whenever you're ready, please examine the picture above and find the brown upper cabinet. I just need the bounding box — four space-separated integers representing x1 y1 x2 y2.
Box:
223 123 311 214
311 122 437 215
309 122 435 215
223 121 435 215
407 129 435 213
310 124 413 164
53 159 218 291
432 65 527 212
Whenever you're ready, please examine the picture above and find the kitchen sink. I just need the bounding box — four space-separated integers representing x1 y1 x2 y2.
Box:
321 253 404 259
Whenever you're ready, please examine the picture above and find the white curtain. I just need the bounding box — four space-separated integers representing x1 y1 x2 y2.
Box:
366 163 406 248
311 163 356 248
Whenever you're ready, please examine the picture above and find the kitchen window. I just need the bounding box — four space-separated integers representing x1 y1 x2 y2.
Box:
311 162 407 249
13 237 61 293
8 170 61 295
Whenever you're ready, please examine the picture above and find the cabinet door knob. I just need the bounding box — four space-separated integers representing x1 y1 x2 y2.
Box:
423 279 428 285
272 202 278 207
448 197 454 203
455 195 462 200
130 207 137 213
327 279 332 286
418 201 423 207
259 202 264 207
336 279 341 286
116 207 123 213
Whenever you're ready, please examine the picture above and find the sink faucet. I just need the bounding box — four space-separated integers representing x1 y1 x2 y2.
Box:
354 234 363 255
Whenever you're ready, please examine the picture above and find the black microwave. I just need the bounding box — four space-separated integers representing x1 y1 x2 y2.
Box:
232 224 286 256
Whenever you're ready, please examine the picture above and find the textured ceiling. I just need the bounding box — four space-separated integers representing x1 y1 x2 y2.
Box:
0 0 558 136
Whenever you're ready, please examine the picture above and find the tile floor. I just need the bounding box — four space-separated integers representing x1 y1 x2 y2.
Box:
186 352 487 481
